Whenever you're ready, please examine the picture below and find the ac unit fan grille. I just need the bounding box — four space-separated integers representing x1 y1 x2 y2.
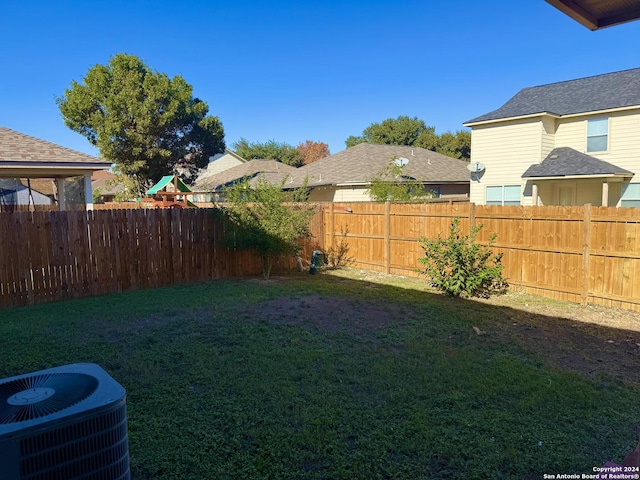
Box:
0 373 98 424
20 404 129 480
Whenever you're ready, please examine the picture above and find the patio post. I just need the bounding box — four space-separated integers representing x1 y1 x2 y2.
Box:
56 178 66 211
601 181 609 207
84 173 94 210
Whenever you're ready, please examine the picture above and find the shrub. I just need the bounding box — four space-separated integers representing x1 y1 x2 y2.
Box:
325 226 354 268
417 218 507 298
222 175 317 279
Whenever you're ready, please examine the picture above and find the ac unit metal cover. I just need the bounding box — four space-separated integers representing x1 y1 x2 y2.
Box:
0 363 130 480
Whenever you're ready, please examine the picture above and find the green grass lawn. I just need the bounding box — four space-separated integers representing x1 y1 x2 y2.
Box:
0 270 638 479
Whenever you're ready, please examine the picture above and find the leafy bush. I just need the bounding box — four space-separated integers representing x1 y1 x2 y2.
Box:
417 218 507 298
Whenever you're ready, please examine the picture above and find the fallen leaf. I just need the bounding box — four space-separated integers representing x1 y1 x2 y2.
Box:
473 326 485 336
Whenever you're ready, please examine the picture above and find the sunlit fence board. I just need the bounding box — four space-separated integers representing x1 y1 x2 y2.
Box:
320 202 640 311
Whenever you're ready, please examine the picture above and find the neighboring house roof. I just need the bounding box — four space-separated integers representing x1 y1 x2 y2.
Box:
209 148 246 164
147 175 192 195
284 143 469 188
92 171 125 196
545 0 640 30
465 68 640 125
0 126 110 177
19 178 56 197
194 149 247 185
92 170 114 181
196 160 297 191
521 147 634 178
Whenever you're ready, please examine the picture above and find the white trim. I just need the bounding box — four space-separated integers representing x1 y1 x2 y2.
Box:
464 105 640 127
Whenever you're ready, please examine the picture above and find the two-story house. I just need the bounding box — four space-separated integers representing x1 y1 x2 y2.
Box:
464 68 640 207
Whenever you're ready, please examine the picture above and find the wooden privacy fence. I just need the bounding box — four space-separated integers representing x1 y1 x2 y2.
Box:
0 208 324 309
322 202 640 311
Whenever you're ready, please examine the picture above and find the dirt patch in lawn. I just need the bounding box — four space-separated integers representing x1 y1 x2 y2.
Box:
249 294 402 334
247 271 640 384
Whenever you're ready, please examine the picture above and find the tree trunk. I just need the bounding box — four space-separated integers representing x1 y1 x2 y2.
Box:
261 256 273 280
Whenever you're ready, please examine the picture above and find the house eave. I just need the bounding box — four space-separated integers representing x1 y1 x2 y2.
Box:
335 182 369 187
558 104 640 120
523 173 633 181
0 162 111 178
464 112 560 127
465 105 640 128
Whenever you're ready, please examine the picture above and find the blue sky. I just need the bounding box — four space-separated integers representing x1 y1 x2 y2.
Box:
1 0 640 158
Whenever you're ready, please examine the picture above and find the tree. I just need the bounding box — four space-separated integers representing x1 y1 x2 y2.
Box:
346 116 433 147
416 130 471 161
297 140 330 165
222 175 316 279
345 116 471 161
367 160 430 202
57 53 225 195
233 138 304 167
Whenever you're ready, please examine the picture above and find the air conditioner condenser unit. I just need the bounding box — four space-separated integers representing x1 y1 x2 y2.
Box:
0 363 130 480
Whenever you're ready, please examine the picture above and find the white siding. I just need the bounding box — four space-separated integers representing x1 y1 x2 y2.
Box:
469 118 544 205
541 116 556 159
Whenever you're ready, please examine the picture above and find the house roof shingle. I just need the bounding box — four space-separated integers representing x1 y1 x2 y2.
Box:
521 147 633 178
195 159 297 191
0 126 108 165
285 143 469 188
465 68 640 124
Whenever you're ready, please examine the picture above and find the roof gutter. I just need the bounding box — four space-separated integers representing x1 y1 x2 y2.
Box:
464 112 559 127
0 161 110 169
522 173 633 181
465 105 640 127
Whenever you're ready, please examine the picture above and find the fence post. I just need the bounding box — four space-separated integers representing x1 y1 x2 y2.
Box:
469 202 476 231
384 201 391 274
581 203 591 305
329 202 335 253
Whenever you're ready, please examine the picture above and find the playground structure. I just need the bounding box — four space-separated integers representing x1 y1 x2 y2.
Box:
142 175 197 208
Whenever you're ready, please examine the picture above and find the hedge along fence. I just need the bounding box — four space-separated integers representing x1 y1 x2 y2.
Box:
0 207 325 309
322 202 640 312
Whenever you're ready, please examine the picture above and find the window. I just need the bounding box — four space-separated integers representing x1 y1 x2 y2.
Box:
426 186 441 198
621 183 640 207
486 185 520 206
587 118 608 152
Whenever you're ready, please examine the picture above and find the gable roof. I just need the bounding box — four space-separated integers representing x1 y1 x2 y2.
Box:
521 147 633 178
195 159 297 191
465 68 640 125
284 143 469 188
0 127 110 176
194 149 247 185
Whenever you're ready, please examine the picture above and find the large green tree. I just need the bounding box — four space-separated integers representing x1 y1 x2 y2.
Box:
345 116 471 161
223 176 316 279
57 53 225 194
233 138 304 167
